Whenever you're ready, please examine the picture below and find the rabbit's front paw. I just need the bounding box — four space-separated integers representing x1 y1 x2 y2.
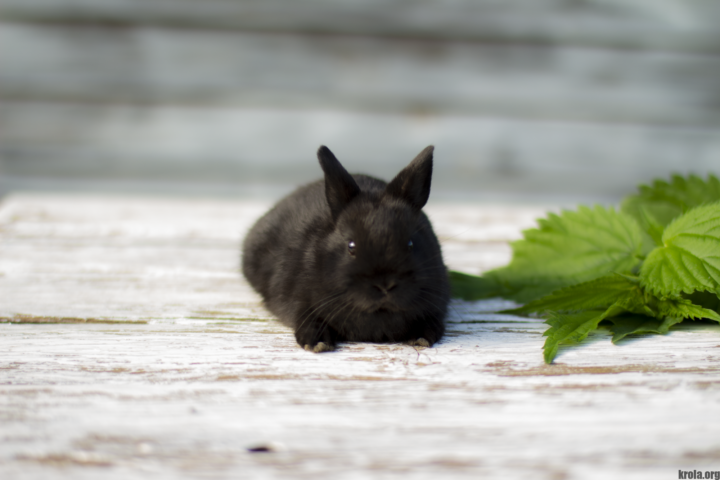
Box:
303 342 336 353
406 338 431 348
295 321 338 353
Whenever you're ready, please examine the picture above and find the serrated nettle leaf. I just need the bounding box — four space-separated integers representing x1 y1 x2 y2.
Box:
507 274 642 315
486 206 651 303
621 175 720 241
506 273 718 319
623 174 720 221
670 174 720 207
685 290 720 314
517 272 720 320
543 310 604 364
622 196 682 234
651 297 720 322
543 304 625 364
641 202 720 296
663 201 720 238
448 270 505 301
608 315 683 343
449 174 720 364
538 284 719 362
638 205 666 247
479 271 568 303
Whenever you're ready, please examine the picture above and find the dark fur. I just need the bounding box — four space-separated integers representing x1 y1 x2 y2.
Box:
242 145 449 352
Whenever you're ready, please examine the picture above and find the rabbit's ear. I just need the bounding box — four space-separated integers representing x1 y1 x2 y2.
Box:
385 146 434 211
317 146 361 220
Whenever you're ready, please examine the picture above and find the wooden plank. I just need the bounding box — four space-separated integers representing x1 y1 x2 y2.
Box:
1 321 720 480
1 193 720 479
1 22 719 125
2 0 720 53
0 194 544 321
2 102 719 201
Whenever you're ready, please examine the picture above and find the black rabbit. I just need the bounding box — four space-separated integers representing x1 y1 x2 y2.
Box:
242 146 449 352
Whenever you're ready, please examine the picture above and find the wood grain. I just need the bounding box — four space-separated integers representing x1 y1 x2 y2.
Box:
3 0 720 52
2 1 719 199
2 22 719 125
1 194 719 479
3 102 719 201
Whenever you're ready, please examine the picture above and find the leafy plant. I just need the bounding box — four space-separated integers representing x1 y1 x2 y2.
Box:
450 174 720 363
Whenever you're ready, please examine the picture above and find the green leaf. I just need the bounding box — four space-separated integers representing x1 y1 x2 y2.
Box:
640 202 720 296
542 304 625 364
448 270 506 301
636 205 666 247
608 315 683 343
685 290 720 314
514 273 720 319
622 174 720 230
652 296 720 322
485 206 651 303
507 274 645 316
537 278 720 362
622 196 683 235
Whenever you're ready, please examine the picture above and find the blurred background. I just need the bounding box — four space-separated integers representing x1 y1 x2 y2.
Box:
1 0 719 204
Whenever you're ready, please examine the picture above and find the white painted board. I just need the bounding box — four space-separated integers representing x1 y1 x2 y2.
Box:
1 194 719 479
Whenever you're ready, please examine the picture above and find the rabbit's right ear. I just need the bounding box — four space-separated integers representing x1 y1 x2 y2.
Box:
384 145 434 211
317 146 360 220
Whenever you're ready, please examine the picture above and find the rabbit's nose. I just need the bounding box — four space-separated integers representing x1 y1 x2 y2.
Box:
374 279 398 296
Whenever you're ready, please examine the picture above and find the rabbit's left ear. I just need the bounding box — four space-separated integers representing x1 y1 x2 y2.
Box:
384 146 434 211
317 145 361 221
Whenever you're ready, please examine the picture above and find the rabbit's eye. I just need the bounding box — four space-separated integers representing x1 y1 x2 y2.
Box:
348 240 356 256
408 240 414 250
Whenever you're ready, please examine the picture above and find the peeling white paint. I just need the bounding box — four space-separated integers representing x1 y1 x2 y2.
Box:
1 194 719 479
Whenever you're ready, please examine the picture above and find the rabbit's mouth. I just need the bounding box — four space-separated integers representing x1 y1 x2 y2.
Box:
351 283 414 313
370 305 402 315
366 298 404 314
352 293 397 313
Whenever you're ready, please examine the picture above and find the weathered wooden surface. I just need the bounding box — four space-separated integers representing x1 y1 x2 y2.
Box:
3 20 719 124
1 194 720 479
3 102 719 202
2 0 720 199
3 0 719 52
